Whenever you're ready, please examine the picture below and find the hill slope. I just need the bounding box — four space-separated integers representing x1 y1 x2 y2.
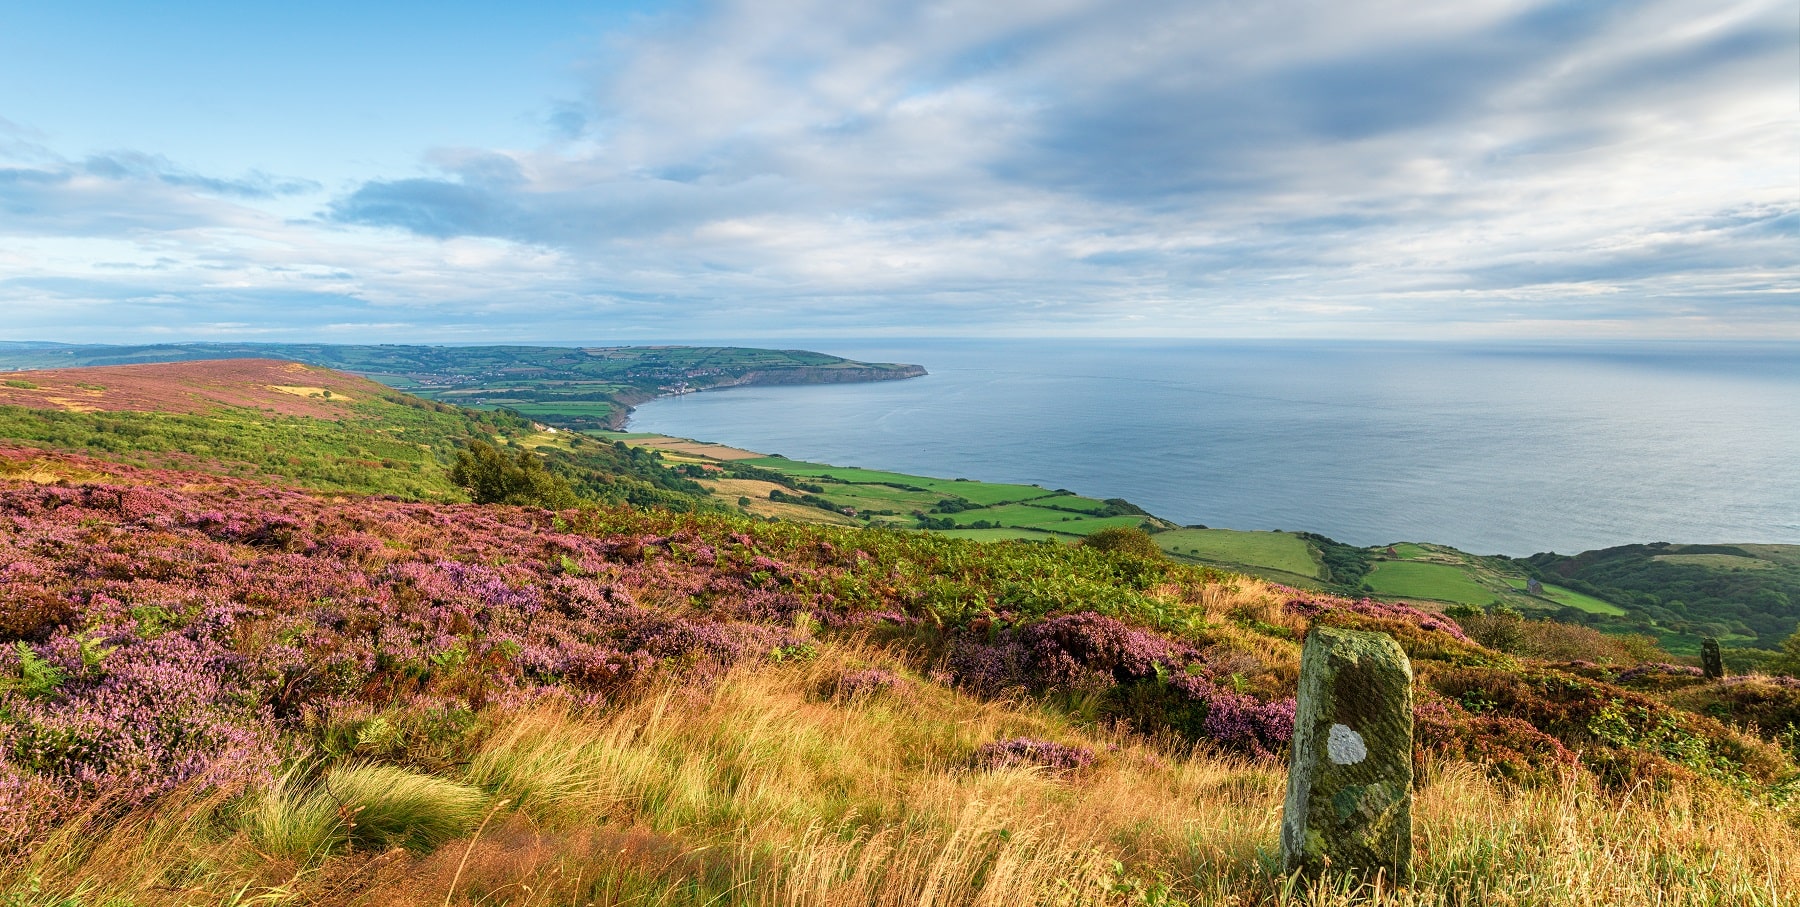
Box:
0 449 1795 904
0 359 712 509
0 343 928 431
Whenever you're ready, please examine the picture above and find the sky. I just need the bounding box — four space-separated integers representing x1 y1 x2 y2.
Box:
0 0 1794 343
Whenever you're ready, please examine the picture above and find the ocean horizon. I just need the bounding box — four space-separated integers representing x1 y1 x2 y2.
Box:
628 339 1800 557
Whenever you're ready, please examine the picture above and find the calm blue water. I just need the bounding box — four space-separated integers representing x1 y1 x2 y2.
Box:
630 341 1800 556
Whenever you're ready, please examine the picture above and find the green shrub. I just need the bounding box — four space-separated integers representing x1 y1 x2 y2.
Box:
450 439 578 509
1078 527 1164 561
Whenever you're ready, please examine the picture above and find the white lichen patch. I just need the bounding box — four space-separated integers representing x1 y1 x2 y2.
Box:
1326 723 1367 765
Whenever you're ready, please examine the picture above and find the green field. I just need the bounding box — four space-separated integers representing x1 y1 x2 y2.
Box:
1026 494 1117 514
1387 542 1435 560
1024 515 1152 536
1364 561 1497 605
745 459 1050 506
1153 529 1323 579
1512 579 1627 615
505 401 620 418
1652 553 1776 570
713 456 1166 539
935 527 1061 542
805 486 943 513
939 502 1074 528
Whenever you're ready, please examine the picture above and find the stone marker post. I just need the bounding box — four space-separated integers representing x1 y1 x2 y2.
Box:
1281 626 1413 881
1701 637 1724 680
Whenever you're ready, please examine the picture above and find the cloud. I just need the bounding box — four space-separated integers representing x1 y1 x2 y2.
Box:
0 147 318 238
4 0 1796 340
80 152 319 199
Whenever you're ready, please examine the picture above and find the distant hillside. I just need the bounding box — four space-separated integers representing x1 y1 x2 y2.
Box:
0 358 714 510
0 342 927 430
1527 543 1800 650
0 357 392 418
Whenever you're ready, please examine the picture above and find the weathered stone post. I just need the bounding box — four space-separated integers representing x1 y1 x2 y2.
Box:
1281 626 1413 881
1701 637 1724 680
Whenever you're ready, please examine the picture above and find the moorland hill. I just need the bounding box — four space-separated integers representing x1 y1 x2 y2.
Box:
0 343 927 431
0 361 1796 905
0 358 714 510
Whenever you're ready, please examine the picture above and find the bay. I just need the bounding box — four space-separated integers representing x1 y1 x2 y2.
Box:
629 340 1800 556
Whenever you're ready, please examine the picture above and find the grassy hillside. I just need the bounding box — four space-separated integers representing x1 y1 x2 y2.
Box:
0 359 716 510
1528 543 1800 651
0 449 1796 905
0 343 926 431
596 435 1179 538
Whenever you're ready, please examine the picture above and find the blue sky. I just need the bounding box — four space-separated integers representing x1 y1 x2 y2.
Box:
0 0 1793 342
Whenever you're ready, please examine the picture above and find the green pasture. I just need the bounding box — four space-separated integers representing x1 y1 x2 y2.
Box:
591 431 665 440
1653 553 1776 570
1732 544 1800 566
1511 579 1627 615
745 459 1047 506
1031 515 1153 537
813 486 943 513
506 402 619 418
1025 494 1115 514
942 503 1077 528
1152 529 1323 579
934 527 1061 543
1386 542 1434 560
1364 561 1497 606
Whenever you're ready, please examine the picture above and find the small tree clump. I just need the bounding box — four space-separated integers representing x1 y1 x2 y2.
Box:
450 440 578 509
1078 526 1164 560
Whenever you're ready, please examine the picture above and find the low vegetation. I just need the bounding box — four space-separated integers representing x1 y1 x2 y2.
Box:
1 361 1798 905
0 343 926 432
0 360 718 511
1 444 1797 904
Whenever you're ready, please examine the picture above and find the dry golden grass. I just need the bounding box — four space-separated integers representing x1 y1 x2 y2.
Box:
6 643 1797 907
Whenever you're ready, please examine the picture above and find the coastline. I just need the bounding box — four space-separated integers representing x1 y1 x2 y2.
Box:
608 363 927 430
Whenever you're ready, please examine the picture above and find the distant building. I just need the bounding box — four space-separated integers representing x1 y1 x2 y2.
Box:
1526 578 1543 595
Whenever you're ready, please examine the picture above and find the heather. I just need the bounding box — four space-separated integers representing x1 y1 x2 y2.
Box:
2 449 1798 904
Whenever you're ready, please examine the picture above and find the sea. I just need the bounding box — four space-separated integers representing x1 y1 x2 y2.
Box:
628 340 1800 557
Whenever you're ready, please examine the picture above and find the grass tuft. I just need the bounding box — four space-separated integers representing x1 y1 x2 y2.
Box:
248 763 489 858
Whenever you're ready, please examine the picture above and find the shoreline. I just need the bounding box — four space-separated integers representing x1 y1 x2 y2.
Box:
610 363 927 430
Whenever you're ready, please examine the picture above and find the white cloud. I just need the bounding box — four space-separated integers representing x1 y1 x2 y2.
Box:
1 0 1794 341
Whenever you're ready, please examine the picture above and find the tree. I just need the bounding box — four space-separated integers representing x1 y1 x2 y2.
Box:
1078 526 1164 560
450 440 578 509
1771 624 1800 678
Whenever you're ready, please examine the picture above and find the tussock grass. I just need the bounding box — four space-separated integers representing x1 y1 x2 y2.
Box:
248 763 490 858
6 643 1798 906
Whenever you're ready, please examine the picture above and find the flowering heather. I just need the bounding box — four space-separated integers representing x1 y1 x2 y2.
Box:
1615 663 1706 684
831 667 907 699
0 456 834 824
1166 674 1298 759
0 446 1790 853
1284 595 1473 644
975 737 1096 772
946 611 1297 757
0 450 1272 827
